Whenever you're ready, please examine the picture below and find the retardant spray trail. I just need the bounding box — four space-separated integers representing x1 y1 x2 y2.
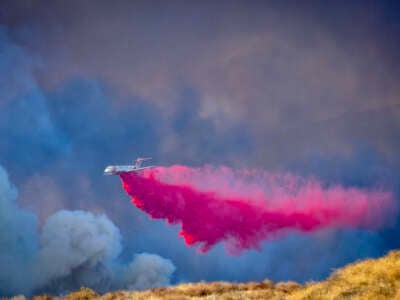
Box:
120 165 395 253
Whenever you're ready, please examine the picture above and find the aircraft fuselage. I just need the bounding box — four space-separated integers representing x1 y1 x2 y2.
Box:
104 165 154 175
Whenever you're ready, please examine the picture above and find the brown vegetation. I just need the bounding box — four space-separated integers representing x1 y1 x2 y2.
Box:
25 250 400 299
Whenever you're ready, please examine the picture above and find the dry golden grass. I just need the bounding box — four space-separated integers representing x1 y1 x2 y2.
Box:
288 250 400 300
32 250 400 300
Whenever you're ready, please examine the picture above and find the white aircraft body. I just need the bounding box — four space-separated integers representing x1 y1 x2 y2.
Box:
104 157 155 175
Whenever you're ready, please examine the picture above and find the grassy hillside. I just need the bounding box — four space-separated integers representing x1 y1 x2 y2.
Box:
28 250 400 299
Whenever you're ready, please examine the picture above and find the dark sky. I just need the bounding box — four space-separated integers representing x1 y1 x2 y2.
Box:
0 0 399 294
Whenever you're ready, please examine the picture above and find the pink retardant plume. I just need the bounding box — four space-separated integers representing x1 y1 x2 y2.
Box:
120 165 396 254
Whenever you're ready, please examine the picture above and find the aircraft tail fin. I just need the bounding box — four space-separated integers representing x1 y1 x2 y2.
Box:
135 157 152 168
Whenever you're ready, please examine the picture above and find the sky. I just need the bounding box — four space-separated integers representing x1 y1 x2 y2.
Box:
0 0 400 296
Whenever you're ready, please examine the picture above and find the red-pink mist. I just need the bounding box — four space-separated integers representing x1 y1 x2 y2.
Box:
120 165 395 254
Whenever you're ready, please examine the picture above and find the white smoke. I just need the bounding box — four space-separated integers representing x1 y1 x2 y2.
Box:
32 210 122 290
122 253 176 291
0 166 176 296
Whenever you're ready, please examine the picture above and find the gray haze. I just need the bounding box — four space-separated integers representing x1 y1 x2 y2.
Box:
0 0 399 296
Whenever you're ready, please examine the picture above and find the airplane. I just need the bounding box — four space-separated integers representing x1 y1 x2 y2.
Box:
104 157 155 175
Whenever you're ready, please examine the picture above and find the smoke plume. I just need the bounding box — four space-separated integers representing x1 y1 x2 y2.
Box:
120 165 395 253
0 165 175 297
122 253 176 291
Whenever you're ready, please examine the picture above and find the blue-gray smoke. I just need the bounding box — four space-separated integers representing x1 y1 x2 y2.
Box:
0 1 399 296
0 165 175 296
